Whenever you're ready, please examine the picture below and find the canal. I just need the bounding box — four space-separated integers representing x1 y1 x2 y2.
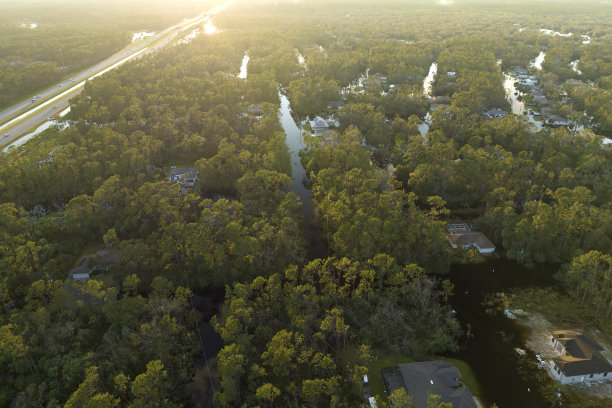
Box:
277 72 557 406
449 260 558 407
189 59 561 407
278 91 328 259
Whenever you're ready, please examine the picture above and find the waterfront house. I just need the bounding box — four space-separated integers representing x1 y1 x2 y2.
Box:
309 116 330 132
549 330 612 384
483 108 508 119
382 360 477 408
447 224 495 254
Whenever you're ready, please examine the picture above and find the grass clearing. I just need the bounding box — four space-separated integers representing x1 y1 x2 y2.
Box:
442 357 483 396
509 287 595 328
368 353 414 398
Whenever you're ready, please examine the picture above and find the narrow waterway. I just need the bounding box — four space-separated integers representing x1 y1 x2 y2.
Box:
450 260 558 407
419 62 437 138
423 62 437 96
502 67 543 130
503 74 526 115
530 51 546 70
570 60 581 75
296 51 307 70
238 53 249 79
278 92 327 258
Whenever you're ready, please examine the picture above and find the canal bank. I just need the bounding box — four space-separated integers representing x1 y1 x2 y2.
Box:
449 260 558 407
277 78 559 406
278 91 328 259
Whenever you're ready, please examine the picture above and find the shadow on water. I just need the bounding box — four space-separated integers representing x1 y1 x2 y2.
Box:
185 293 225 408
278 91 329 260
186 92 329 407
449 260 558 408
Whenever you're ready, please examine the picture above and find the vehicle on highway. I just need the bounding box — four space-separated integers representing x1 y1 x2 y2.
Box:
3 134 9 138
52 105 56 109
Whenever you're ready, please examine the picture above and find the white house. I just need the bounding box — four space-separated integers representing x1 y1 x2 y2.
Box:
169 167 199 188
309 116 331 132
548 330 612 384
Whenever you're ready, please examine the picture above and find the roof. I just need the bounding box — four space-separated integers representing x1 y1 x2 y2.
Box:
73 272 91 281
447 232 495 250
552 330 612 377
398 361 477 408
327 101 345 108
70 249 118 278
169 167 199 179
381 367 405 395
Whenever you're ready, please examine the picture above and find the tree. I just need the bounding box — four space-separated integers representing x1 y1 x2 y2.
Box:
389 388 413 408
256 383 281 407
129 360 169 408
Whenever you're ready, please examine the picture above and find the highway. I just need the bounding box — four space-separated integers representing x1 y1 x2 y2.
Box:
0 0 235 149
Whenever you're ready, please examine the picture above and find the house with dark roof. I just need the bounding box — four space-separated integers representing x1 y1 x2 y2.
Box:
326 101 345 110
544 115 570 128
549 330 612 384
70 249 118 281
483 108 508 119
382 361 477 408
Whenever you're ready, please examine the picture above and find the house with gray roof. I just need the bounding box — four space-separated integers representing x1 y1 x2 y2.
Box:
382 360 477 408
70 249 118 281
447 228 495 254
549 330 612 384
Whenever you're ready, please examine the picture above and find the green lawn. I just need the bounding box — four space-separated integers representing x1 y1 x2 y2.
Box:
442 358 483 397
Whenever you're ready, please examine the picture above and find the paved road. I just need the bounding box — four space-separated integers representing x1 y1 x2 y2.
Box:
0 0 234 149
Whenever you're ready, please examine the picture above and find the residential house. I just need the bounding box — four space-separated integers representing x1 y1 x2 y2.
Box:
382 360 477 408
326 101 345 110
549 330 612 384
447 224 495 254
169 167 199 188
248 104 263 114
544 115 570 128
483 108 508 119
364 73 387 88
310 116 330 132
70 249 118 281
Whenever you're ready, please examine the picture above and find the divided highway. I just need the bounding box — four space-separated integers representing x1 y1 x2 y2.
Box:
0 0 234 149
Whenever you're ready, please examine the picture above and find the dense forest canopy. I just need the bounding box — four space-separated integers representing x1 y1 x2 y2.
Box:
0 0 610 407
0 0 217 109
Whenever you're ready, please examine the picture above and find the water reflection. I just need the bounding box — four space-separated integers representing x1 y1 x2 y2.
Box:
278 93 312 221
3 121 70 152
530 51 545 70
238 53 249 79
204 21 217 35
423 62 437 96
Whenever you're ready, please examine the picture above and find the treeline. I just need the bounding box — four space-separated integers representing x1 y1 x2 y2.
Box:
388 108 611 266
1 273 199 407
0 29 306 406
0 0 208 109
214 257 459 406
303 128 451 274
536 35 612 135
